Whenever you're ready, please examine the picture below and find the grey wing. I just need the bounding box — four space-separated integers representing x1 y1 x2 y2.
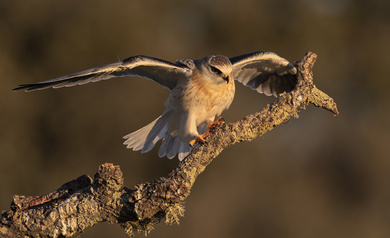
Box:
230 51 297 97
13 55 191 92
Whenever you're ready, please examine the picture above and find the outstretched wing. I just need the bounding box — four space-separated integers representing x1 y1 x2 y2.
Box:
13 55 191 92
230 51 297 97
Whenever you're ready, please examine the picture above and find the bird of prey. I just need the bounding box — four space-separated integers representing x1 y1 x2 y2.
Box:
14 51 297 161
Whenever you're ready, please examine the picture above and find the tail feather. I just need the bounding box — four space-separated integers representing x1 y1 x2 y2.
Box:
141 117 169 153
158 137 168 158
167 137 180 159
123 111 192 161
178 142 191 161
123 115 167 152
158 136 190 160
123 124 152 150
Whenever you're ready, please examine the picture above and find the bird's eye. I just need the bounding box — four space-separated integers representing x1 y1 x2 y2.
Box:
210 66 221 74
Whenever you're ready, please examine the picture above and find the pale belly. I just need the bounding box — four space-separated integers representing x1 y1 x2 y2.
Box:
165 77 235 140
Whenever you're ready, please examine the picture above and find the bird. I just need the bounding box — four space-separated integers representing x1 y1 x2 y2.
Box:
13 51 297 161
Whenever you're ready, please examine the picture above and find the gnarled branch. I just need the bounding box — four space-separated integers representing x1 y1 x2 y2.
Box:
0 51 338 237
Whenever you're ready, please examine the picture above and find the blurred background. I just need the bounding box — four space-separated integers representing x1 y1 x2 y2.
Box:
1 0 389 237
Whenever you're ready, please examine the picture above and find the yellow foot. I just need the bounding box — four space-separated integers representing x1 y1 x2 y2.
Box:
189 131 211 147
207 117 225 130
189 118 225 147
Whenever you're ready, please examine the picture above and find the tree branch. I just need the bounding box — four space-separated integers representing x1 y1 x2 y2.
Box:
0 51 338 237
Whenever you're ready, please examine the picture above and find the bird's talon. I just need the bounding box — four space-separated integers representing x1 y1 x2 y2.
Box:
189 131 211 147
208 117 225 130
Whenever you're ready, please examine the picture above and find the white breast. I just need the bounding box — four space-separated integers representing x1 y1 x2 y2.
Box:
164 69 235 140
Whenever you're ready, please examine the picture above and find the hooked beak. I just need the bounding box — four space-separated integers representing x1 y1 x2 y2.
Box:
223 74 230 83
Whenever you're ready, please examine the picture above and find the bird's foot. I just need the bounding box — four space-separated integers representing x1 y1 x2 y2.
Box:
208 117 225 130
189 118 225 147
189 131 211 147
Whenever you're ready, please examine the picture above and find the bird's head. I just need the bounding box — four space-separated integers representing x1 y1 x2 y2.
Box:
198 55 233 85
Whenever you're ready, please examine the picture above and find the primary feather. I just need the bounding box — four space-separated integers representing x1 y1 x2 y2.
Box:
13 55 190 92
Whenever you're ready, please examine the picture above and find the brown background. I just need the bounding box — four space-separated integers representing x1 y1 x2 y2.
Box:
1 0 389 237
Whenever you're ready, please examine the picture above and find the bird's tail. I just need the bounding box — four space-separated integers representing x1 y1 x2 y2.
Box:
123 112 191 161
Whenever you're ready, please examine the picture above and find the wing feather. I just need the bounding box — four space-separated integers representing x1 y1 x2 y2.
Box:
230 51 297 97
13 55 191 92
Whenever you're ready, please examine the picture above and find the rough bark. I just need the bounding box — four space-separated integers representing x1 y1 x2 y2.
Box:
0 51 338 237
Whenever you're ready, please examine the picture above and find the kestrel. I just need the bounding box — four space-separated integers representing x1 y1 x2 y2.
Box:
14 51 297 161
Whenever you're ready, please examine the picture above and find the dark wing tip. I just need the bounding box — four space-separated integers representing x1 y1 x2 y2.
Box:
12 84 36 92
12 81 62 92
